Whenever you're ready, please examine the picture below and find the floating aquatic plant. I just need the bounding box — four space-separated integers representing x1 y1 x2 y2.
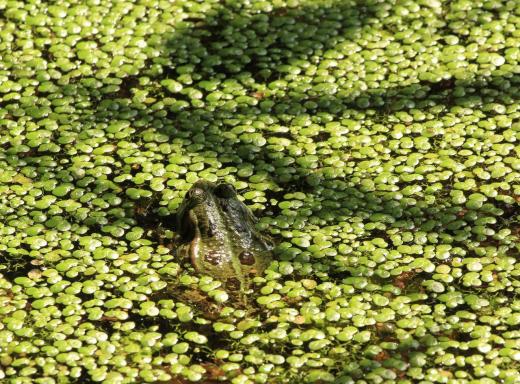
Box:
0 0 520 383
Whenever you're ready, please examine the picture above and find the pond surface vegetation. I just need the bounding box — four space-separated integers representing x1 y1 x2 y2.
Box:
0 0 520 383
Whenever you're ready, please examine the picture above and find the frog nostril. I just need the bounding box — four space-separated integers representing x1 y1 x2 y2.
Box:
225 277 241 291
214 183 236 198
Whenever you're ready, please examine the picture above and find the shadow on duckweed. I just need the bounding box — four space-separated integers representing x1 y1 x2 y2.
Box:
143 0 520 281
8 0 518 231
0 0 390 321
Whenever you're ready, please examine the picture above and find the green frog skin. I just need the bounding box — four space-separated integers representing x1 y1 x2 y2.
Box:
175 180 274 296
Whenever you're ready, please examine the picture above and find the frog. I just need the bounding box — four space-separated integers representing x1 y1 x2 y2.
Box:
174 180 274 303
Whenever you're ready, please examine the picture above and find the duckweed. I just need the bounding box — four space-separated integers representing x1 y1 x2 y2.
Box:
1 0 520 382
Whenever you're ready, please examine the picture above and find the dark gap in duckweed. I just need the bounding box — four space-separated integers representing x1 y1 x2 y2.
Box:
424 78 457 93
76 367 98 384
114 76 141 100
39 45 54 64
491 198 520 222
0 253 34 281
133 196 163 226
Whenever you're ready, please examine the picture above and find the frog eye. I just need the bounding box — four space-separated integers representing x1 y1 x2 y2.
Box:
187 187 206 204
214 183 236 198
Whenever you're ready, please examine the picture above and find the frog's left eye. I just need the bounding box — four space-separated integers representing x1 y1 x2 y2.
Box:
214 183 236 198
187 187 206 204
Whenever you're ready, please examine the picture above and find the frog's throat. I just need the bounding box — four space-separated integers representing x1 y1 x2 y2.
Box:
190 229 201 272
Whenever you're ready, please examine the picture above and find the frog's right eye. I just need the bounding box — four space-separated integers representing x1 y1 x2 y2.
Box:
187 188 206 204
214 183 236 199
